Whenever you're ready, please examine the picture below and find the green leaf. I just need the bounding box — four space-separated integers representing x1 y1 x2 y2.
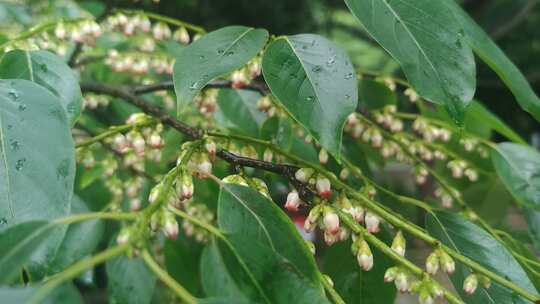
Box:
0 50 83 125
321 234 396 303
218 184 322 285
48 196 104 274
466 101 526 144
0 283 83 304
445 0 540 123
106 255 156 304
262 34 358 160
491 143 540 210
0 79 75 278
358 79 397 110
164 234 204 297
173 26 268 112
214 89 266 137
344 0 476 124
426 211 537 303
0 221 53 284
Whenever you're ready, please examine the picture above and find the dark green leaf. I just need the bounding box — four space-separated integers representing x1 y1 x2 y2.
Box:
48 196 104 274
0 50 83 125
262 34 358 159
0 221 53 284
445 0 540 123
173 26 268 112
214 88 265 137
491 143 540 210
426 211 536 303
0 79 75 278
344 0 476 124
466 101 526 144
218 183 322 285
321 234 396 303
164 234 204 297
358 79 397 110
0 282 83 304
106 255 156 304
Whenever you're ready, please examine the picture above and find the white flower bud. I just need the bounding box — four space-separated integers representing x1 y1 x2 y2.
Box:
231 70 248 89
391 230 406 256
440 250 455 274
132 135 146 156
295 168 314 183
285 190 302 212
356 240 373 271
304 205 322 232
174 27 190 44
365 211 381 233
148 132 163 148
395 272 409 293
318 149 329 165
323 210 340 235
205 140 217 158
263 148 273 162
419 291 434 304
426 251 439 275
464 168 478 182
463 274 478 295
324 230 339 246
316 177 332 199
55 23 67 39
130 198 142 211
176 173 194 201
384 267 398 282
149 183 164 204
116 228 130 245
163 211 179 240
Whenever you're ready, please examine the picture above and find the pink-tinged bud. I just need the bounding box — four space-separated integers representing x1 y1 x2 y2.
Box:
295 168 314 183
395 272 409 293
304 205 322 233
148 132 163 148
316 177 332 199
425 251 439 275
130 198 142 211
149 183 164 204
365 211 381 233
439 251 455 274
249 61 262 78
391 231 406 256
132 135 146 156
257 96 272 112
285 190 302 212
347 113 359 127
263 148 273 162
323 230 339 245
163 211 179 240
205 140 217 159
231 70 248 89
55 23 67 39
176 173 194 201
318 149 329 165
116 228 131 245
356 240 373 271
113 134 130 153
323 210 340 235
464 168 478 182
463 274 478 295
384 267 398 282
419 291 434 304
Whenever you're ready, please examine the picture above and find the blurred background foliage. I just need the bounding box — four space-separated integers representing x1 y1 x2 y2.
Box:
0 0 538 139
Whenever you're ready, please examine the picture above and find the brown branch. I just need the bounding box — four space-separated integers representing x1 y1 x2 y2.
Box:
133 79 269 95
79 81 314 201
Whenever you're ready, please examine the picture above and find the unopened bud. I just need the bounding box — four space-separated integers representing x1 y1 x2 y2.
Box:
285 190 302 212
356 239 373 271
222 174 248 186
339 168 350 180
131 134 146 156
295 168 314 183
174 27 190 44
304 205 322 232
130 198 142 211
463 274 478 295
149 183 164 204
263 148 273 162
113 134 130 153
439 250 455 274
316 177 332 199
419 290 434 304
323 209 340 235
425 251 439 275
231 70 248 89
365 211 381 233
395 272 409 293
176 173 194 201
205 139 217 159
163 210 179 240
384 267 398 282
116 228 131 245
324 230 339 245
318 149 329 165
391 230 406 256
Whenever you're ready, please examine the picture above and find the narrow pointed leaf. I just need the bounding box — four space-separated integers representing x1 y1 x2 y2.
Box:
491 143 540 210
262 34 358 159
426 211 537 303
173 26 268 113
0 50 83 125
344 0 476 124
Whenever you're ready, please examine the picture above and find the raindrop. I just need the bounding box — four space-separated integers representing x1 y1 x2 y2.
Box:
57 159 70 179
306 96 314 102
18 104 26 111
189 82 199 90
455 39 462 48
199 55 205 60
302 45 308 50
8 89 18 101
458 29 465 37
311 40 316 46
39 63 48 72
7 124 12 130
15 158 26 171
10 140 19 150
217 49 224 54
312 65 322 73
0 218 7 225
345 94 351 99
225 51 234 56
326 55 336 66
344 72 354 79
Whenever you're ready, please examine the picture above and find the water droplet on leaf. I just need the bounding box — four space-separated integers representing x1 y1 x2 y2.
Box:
326 55 336 66
18 104 26 111
306 96 314 102
345 72 354 79
312 65 322 73
15 158 26 171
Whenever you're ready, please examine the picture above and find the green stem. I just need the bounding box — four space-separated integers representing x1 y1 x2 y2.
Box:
115 9 206 33
141 249 197 304
76 119 155 148
54 212 137 225
30 244 129 303
320 272 345 304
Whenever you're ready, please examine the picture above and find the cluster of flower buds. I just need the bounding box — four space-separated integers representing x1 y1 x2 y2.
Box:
413 165 429 185
174 170 194 206
107 114 163 161
77 148 96 169
351 235 373 271
55 20 102 45
410 279 444 304
424 248 455 275
228 57 262 89
295 168 330 199
404 88 419 103
447 160 478 181
222 174 271 199
182 203 214 243
150 207 179 240
412 118 452 143
336 193 365 223
194 89 218 116
105 49 174 75
106 13 151 36
124 176 145 209
379 77 397 91
384 267 412 293
433 186 461 208
303 205 344 245
373 105 404 132
459 137 489 158
104 176 125 209
185 151 213 178
83 93 110 109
